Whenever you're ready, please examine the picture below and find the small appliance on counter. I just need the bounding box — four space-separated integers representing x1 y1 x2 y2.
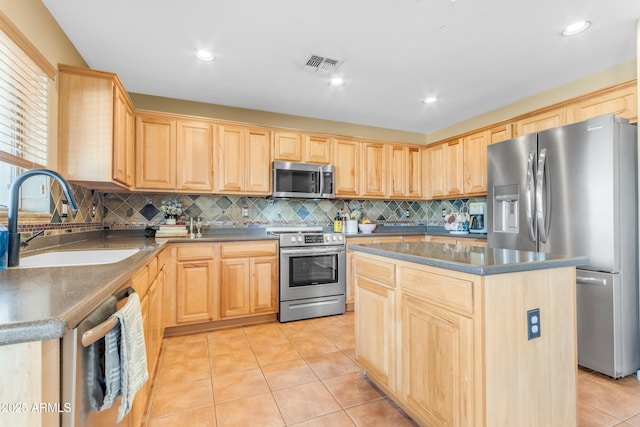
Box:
469 202 487 234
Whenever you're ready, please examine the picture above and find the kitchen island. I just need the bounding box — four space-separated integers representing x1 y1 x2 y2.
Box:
351 241 587 427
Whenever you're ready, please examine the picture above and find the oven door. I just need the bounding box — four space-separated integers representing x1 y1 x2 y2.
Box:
280 245 346 301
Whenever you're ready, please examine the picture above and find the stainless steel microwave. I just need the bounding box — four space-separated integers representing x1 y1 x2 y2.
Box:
272 161 334 199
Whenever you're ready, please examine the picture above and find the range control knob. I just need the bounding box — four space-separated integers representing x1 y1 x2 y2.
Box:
290 236 297 243
297 236 303 243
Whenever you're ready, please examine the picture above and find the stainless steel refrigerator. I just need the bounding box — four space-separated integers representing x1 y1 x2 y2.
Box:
487 114 639 378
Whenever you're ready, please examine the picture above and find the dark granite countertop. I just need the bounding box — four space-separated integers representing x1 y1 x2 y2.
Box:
350 242 588 276
0 225 489 346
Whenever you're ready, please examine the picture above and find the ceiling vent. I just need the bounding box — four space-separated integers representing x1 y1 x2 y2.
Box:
304 54 342 75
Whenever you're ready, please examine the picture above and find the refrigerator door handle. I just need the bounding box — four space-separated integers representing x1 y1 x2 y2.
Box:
525 151 536 242
576 277 608 286
536 148 551 243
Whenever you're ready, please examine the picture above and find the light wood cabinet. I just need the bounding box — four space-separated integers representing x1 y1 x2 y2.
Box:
567 81 637 124
129 295 149 427
136 112 215 192
305 134 332 164
463 130 489 195
333 138 361 197
402 294 474 426
354 255 397 392
58 64 135 190
446 138 464 197
360 142 387 198
175 244 217 324
515 106 567 136
425 143 446 198
215 124 271 195
273 131 332 164
489 123 513 144
219 241 278 318
406 146 422 199
176 120 214 191
388 145 405 198
135 114 177 190
355 251 578 426
273 131 303 161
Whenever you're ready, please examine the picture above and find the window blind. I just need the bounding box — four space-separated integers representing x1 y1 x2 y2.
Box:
0 24 50 169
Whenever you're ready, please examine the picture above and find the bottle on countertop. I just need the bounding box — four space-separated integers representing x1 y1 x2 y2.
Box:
333 212 343 233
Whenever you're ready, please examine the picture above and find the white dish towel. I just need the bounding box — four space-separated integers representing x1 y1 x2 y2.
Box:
112 292 148 422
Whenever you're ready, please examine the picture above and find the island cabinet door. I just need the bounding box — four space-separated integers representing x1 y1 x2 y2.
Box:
355 276 396 393
402 295 474 427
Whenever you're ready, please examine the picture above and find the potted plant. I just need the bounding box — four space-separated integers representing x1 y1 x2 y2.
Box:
160 200 183 224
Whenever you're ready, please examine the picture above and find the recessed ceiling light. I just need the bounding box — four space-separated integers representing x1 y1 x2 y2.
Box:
329 77 345 87
561 21 591 36
195 49 215 61
423 96 438 104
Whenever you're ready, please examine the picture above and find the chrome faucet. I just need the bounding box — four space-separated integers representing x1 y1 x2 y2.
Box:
7 169 79 267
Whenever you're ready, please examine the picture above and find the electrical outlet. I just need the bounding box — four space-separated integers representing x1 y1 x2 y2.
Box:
91 204 97 218
404 210 410 218
442 208 446 217
242 206 249 218
61 200 68 218
527 308 541 340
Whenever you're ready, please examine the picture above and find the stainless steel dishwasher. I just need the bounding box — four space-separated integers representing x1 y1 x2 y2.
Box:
61 285 134 427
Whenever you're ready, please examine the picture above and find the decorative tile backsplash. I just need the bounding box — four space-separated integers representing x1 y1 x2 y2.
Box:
14 181 486 237
102 192 487 229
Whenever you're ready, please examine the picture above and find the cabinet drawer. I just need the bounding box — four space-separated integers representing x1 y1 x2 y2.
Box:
177 244 216 261
355 256 395 287
220 240 277 258
400 265 474 315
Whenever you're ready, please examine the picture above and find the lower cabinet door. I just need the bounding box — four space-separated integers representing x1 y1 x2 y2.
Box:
176 261 215 324
402 295 474 427
355 277 396 392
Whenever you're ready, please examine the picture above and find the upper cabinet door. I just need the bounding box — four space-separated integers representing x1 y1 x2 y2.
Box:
274 131 303 162
515 107 567 136
463 131 488 195
215 124 246 192
333 138 361 197
245 128 272 195
305 134 332 164
215 125 272 195
361 142 387 198
135 114 177 190
176 120 213 191
113 85 135 187
406 146 422 199
567 81 637 124
427 144 446 198
446 139 464 197
388 145 406 199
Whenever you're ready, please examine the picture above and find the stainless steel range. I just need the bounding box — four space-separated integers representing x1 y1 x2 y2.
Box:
268 227 346 322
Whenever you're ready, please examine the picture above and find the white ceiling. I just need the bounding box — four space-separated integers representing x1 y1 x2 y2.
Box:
42 0 639 135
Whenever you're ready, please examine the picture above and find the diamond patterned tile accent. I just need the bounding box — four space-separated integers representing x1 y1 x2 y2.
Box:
140 204 160 221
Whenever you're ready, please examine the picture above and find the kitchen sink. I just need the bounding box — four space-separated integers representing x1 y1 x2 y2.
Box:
19 248 140 269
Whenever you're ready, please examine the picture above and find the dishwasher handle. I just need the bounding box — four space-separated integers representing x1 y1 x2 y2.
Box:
81 287 135 348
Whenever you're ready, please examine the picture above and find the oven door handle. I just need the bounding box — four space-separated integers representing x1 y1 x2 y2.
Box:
280 246 345 256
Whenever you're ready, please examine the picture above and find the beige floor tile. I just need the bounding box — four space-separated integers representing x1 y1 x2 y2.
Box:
161 339 209 365
211 367 269 403
577 401 622 427
262 359 318 390
579 374 640 420
323 371 384 408
245 328 290 348
157 354 211 385
210 348 259 377
273 381 341 425
148 405 216 427
150 378 213 419
289 410 355 427
324 332 355 350
306 351 361 380
252 342 302 366
310 315 348 330
208 329 251 355
625 413 640 426
280 323 321 340
215 393 284 427
346 399 418 427
163 333 208 348
291 335 339 358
